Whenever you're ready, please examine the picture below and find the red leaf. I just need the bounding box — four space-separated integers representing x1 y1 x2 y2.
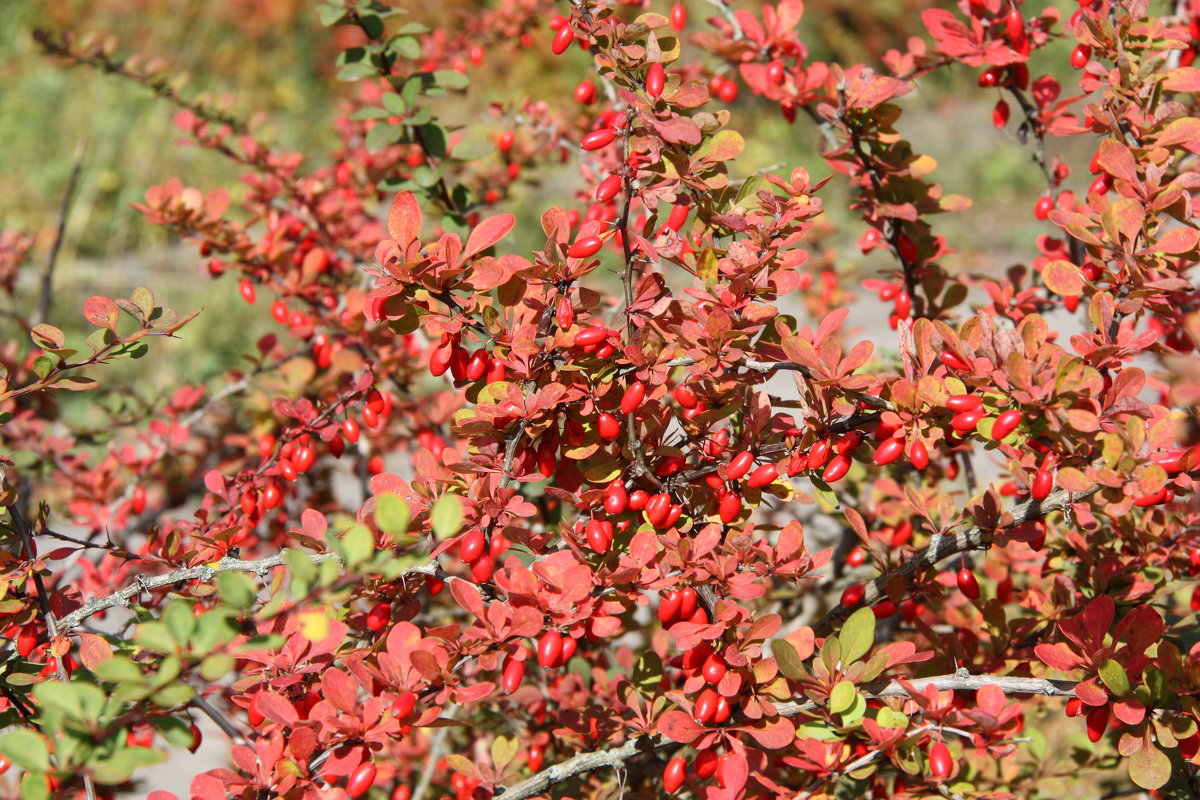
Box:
658 709 705 743
463 214 515 261
1113 697 1146 726
1034 642 1084 671
387 191 423 246
742 715 795 749
322 668 360 715
1097 139 1139 185
253 691 299 727
190 772 228 800
83 296 120 331
77 632 112 669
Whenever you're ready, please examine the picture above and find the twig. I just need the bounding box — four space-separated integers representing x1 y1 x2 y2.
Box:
191 691 247 744
35 138 86 327
495 672 1077 800
813 485 1101 637
55 551 341 633
412 706 456 800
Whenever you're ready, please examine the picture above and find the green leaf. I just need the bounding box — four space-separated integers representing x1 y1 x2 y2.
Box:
773 639 805 680
163 600 196 646
0 729 50 771
631 651 663 696
431 494 463 539
134 621 176 654
341 523 375 567
1098 660 1131 697
338 62 378 82
366 121 401 153
376 493 411 539
216 572 256 609
433 70 470 91
490 735 518 772
389 34 421 60
32 355 53 380
808 476 840 511
200 653 235 682
20 772 49 800
1127 742 1171 789
417 123 448 158
840 606 876 665
93 655 146 685
90 746 165 784
829 680 856 714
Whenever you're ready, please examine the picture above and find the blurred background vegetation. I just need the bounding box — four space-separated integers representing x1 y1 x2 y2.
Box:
0 0 1083 395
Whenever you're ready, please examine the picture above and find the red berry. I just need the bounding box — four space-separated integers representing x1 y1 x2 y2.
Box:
132 485 147 514
342 419 361 444
238 278 256 304
620 381 646 414
929 741 953 779
992 409 1022 440
823 453 852 482
993 99 1010 128
596 174 623 203
677 587 698 620
767 59 784 84
188 723 202 753
365 601 392 632
658 590 682 624
872 437 905 466
951 409 986 433
909 440 929 470
568 235 604 258
663 756 687 794
1034 195 1055 220
347 761 377 798
940 350 973 371
581 129 615 151
597 412 621 441
957 567 981 600
459 528 486 563
718 492 742 524
945 394 983 412
1070 44 1092 69
673 383 699 408
726 450 755 480
701 654 727 684
574 326 609 347
603 479 629 515
1086 703 1109 742
1031 467 1054 500
694 688 719 723
747 463 777 488
537 630 564 668
271 299 289 324
840 583 865 607
694 749 717 779
575 80 597 104
551 25 574 55
646 63 666 97
671 3 687 30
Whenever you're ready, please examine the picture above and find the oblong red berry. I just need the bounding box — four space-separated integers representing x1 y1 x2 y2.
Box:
580 129 615 151
945 394 983 412
603 479 628 515
597 412 621 441
951 410 986 433
568 235 604 258
725 450 754 481
620 381 646 414
574 326 609 346
840 583 865 607
823 453 852 482
595 174 623 203
663 756 687 794
658 590 682 624
719 492 742 524
1031 468 1053 500
459 528 486 563
992 409 1022 440
646 62 666 97
929 741 953 779
537 630 564 668
551 25 574 55
909 440 929 470
873 438 905 466
957 567 980 600
747 463 777 488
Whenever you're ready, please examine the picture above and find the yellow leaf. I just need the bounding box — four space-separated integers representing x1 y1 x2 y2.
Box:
298 609 330 642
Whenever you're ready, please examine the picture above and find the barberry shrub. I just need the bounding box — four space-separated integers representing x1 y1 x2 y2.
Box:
2 0 1200 798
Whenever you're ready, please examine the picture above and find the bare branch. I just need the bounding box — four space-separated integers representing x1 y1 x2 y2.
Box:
495 672 1077 800
813 486 1101 637
35 138 86 327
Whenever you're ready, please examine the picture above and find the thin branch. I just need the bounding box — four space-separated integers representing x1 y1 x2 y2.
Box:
495 672 1077 800
813 485 1101 637
55 551 339 634
35 138 86 327
191 691 246 745
413 706 457 800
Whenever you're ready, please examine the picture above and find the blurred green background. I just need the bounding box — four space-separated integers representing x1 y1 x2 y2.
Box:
0 0 1084 394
